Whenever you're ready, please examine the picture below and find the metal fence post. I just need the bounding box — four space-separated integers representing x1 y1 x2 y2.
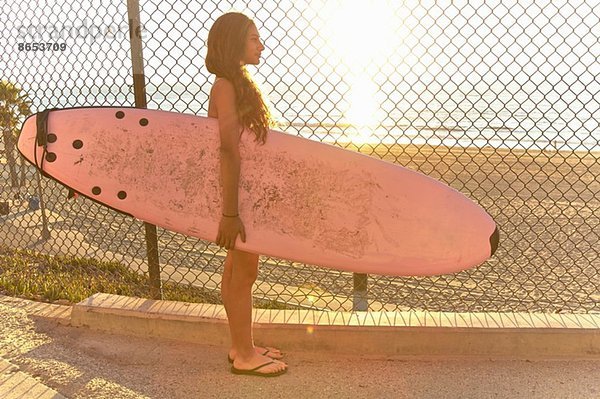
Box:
127 0 161 299
34 171 51 240
353 273 368 311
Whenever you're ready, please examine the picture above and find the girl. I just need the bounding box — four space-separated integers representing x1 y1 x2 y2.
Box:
206 12 287 377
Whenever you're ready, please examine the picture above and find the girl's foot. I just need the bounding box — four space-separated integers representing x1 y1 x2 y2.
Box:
231 353 287 377
228 346 283 363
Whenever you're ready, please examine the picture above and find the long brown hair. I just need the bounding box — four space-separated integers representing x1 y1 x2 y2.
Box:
206 12 273 144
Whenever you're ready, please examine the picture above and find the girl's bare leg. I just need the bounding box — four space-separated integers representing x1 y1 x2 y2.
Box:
222 252 282 360
221 249 286 374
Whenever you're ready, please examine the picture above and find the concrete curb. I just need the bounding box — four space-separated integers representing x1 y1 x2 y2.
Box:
71 293 600 360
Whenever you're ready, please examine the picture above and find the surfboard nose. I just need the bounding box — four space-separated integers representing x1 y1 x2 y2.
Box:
490 226 500 256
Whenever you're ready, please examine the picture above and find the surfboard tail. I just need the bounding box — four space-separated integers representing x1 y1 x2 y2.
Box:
17 113 38 165
17 109 135 217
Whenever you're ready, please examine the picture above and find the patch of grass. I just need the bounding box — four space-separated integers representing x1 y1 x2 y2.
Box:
0 246 221 305
254 298 295 310
0 246 300 310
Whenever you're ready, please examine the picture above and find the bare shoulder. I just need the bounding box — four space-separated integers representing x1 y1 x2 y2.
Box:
210 77 239 125
211 77 236 99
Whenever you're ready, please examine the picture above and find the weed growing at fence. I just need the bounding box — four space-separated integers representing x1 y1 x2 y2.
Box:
0 245 221 305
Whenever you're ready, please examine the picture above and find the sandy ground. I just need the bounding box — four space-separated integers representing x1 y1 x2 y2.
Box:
0 299 599 399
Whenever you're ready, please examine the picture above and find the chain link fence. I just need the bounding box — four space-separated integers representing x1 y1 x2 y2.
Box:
1 0 598 314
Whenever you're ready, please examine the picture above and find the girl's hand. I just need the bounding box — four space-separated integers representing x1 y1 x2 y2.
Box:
216 216 247 250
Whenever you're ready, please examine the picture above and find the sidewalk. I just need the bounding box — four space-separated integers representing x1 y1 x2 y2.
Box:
0 357 65 399
0 294 598 399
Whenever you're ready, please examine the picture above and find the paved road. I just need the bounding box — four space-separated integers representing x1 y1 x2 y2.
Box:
0 299 598 399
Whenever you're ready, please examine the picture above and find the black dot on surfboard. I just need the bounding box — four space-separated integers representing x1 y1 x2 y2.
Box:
117 191 127 200
116 111 125 119
92 186 102 195
72 140 83 149
45 152 57 162
139 118 148 126
47 133 57 143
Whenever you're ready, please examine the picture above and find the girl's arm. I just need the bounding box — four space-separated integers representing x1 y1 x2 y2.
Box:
212 78 246 249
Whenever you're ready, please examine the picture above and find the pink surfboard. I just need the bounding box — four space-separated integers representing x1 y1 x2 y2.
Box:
18 107 498 276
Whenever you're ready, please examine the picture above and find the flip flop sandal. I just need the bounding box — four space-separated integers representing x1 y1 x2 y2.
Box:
228 348 283 363
231 361 287 377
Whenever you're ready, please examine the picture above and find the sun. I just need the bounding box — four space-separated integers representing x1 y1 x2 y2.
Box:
317 1 398 143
